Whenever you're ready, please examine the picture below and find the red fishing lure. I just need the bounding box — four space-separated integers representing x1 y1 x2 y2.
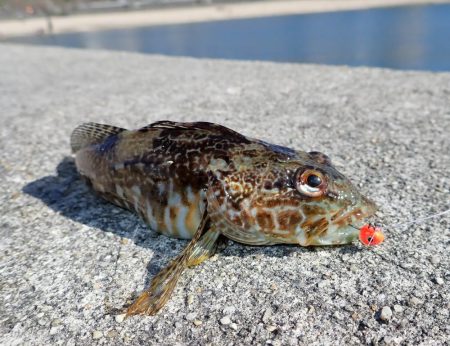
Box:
359 224 384 246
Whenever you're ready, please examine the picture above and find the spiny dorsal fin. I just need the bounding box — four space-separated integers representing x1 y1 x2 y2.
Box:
70 122 126 153
140 121 250 144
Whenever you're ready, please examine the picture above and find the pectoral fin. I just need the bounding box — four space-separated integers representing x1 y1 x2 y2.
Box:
187 227 221 267
125 209 219 316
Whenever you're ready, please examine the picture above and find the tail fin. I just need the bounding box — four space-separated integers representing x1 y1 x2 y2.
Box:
70 122 126 153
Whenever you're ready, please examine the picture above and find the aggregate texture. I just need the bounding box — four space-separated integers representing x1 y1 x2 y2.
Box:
0 44 449 345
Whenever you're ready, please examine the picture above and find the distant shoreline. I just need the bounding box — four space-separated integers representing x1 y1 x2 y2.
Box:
1 0 449 38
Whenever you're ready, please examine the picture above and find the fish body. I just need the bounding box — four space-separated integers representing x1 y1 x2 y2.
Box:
71 121 377 315
72 121 375 246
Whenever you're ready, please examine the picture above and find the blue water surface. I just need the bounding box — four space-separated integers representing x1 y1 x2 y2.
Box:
10 4 450 71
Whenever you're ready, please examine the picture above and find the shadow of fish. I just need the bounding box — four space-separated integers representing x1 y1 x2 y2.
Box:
70 121 377 316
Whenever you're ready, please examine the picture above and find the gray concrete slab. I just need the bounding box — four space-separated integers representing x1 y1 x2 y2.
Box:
0 44 449 345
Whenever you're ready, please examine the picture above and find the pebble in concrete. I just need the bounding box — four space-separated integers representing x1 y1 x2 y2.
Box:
430 256 440 265
92 331 103 339
435 277 444 285
222 306 236 315
220 316 231 325
186 313 197 321
393 305 403 313
115 314 125 323
380 306 393 321
409 297 422 306
193 319 202 326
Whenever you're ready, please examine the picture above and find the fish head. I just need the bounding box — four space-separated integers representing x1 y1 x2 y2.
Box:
285 151 378 246
207 150 377 246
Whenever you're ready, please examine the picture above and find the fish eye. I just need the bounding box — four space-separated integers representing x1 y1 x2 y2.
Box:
296 169 327 197
307 174 322 188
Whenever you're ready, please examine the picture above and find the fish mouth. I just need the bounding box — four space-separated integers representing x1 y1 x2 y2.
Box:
332 196 377 228
307 197 377 246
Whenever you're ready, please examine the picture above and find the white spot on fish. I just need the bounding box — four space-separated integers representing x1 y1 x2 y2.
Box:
164 207 173 236
186 186 195 202
131 185 141 196
209 158 227 170
168 191 181 206
296 226 308 246
115 184 124 198
176 205 190 239
114 163 125 170
133 195 140 214
145 200 158 231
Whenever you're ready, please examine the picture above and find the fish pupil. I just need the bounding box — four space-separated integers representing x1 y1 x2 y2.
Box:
307 174 322 188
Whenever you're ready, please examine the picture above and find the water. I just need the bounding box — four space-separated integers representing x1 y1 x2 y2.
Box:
10 4 450 71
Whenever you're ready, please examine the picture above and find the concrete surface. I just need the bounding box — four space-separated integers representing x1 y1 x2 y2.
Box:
0 44 449 345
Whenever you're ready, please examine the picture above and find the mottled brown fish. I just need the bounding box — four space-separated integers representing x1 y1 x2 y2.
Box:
70 121 377 316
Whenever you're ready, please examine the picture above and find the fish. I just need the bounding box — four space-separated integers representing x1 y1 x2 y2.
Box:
70 120 377 316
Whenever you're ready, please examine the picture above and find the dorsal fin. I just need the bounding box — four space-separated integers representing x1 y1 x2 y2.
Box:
70 122 126 153
140 121 250 144
141 120 189 130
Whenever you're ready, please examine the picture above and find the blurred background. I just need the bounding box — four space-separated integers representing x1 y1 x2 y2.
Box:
1 0 450 71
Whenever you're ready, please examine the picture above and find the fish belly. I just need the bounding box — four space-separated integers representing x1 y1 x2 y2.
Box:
139 183 207 240
105 179 205 239
75 148 206 239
